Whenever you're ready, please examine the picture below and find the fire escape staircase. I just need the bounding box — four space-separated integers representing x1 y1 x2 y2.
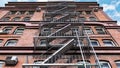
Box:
22 2 102 68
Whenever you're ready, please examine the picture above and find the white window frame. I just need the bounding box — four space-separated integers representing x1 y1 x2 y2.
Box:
5 40 17 46
96 27 105 34
0 61 4 68
115 61 120 68
89 17 97 21
14 27 24 35
0 39 3 45
84 27 93 34
103 40 115 46
100 61 111 68
3 27 13 33
90 40 99 46
12 17 21 21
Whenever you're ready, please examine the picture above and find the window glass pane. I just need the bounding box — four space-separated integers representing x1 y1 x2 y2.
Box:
96 27 105 34
103 40 114 46
0 61 4 68
79 17 86 21
8 11 17 15
91 40 99 46
116 62 120 68
14 28 24 35
84 27 93 34
5 40 17 46
2 17 10 21
89 17 97 21
86 11 92 15
99 61 111 68
3 27 13 33
12 17 21 21
23 17 30 21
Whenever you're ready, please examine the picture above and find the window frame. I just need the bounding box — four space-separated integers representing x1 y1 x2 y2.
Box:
12 17 21 21
3 27 13 33
14 27 24 35
95 26 106 34
103 40 115 46
79 17 86 21
115 61 120 68
5 39 18 46
90 39 100 46
84 27 93 34
2 17 10 21
22 17 31 21
0 61 4 68
89 17 97 21
99 61 111 68
0 39 3 45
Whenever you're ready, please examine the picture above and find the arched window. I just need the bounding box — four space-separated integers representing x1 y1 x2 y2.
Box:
2 17 10 21
0 39 3 45
0 61 4 68
3 27 13 33
103 40 115 46
99 61 111 68
84 27 93 34
14 27 24 35
89 17 97 21
95 26 106 34
115 61 120 68
90 39 100 46
22 17 30 21
79 17 86 21
12 17 21 21
5 39 18 46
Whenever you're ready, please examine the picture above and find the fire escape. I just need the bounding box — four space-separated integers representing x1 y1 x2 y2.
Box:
23 2 101 68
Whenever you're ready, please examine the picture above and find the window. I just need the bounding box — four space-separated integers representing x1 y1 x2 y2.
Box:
14 27 24 35
79 17 86 21
99 61 111 68
12 17 21 21
41 28 51 36
86 11 92 15
3 27 13 33
77 61 91 68
90 40 99 46
8 11 17 15
26 11 34 15
2 17 10 21
84 27 93 34
40 39 46 46
0 61 4 68
96 27 106 34
0 39 3 45
22 17 30 21
89 17 97 21
115 61 120 68
17 11 26 15
103 40 115 46
5 40 18 46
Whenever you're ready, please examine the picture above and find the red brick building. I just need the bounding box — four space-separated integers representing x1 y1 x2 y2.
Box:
0 1 120 68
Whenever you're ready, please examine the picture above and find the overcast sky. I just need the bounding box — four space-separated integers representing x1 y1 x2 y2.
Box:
0 0 120 25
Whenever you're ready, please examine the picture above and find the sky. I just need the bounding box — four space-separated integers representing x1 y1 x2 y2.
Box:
0 0 120 25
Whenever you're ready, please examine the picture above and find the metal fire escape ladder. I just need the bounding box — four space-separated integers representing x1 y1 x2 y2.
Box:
85 31 102 68
75 30 87 68
42 39 74 63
